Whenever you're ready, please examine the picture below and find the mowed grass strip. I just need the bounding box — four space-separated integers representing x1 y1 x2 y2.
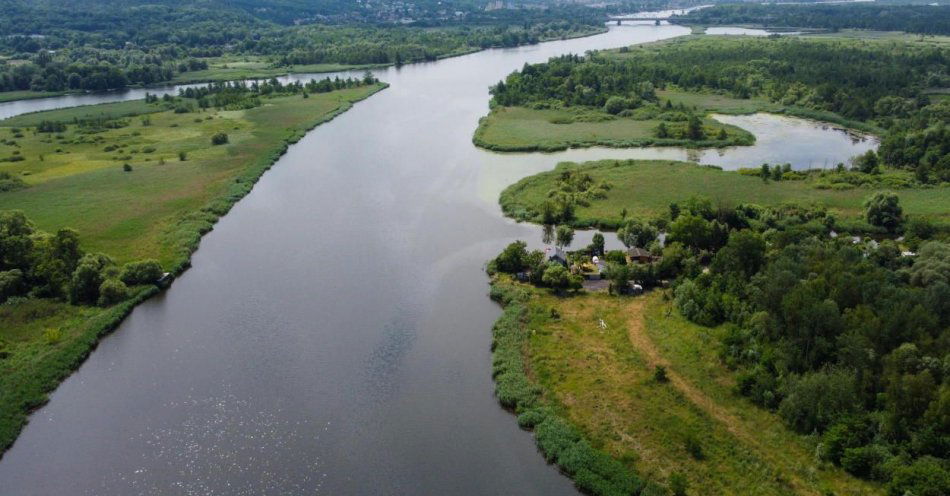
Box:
0 84 385 265
500 159 950 227
515 281 881 495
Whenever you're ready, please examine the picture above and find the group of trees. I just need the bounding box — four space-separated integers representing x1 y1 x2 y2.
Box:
674 3 950 36
0 210 162 306
489 37 949 182
653 196 949 494
175 74 379 111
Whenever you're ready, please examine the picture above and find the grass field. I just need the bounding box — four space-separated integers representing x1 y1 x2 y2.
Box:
0 90 69 103
0 85 385 266
0 84 386 455
500 159 950 228
473 104 755 152
503 278 882 495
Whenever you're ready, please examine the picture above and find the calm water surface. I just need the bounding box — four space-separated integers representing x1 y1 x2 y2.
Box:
0 24 876 495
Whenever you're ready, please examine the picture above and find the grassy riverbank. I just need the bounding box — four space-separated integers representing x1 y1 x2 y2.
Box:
500 159 950 230
0 82 387 455
490 277 881 495
473 103 755 152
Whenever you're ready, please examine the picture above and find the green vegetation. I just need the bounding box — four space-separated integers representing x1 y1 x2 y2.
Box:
674 3 950 36
0 77 386 455
0 0 606 99
485 36 949 182
489 188 949 493
473 104 754 152
500 159 950 230
489 276 881 495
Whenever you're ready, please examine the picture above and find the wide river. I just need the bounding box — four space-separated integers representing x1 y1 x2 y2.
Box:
0 24 876 495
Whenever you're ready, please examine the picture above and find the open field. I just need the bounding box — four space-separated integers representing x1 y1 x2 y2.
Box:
0 84 385 266
500 159 950 228
492 278 881 495
473 105 754 152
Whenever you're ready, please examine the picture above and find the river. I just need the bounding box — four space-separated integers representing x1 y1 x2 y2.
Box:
0 24 876 495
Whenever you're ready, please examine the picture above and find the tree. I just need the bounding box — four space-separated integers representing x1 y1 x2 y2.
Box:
591 232 605 255
493 241 528 274
604 96 628 115
555 225 574 249
69 253 113 304
654 121 669 138
686 114 705 140
712 230 765 277
617 218 657 248
864 192 903 232
717 127 728 140
853 149 880 174
605 263 630 295
120 259 163 285
97 278 129 306
542 262 581 294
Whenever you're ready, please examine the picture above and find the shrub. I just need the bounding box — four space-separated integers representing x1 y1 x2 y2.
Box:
43 328 63 345
179 151 187 161
97 279 129 306
887 457 950 496
123 163 132 172
653 365 669 383
669 472 688 496
684 434 704 460
841 444 891 479
119 259 163 285
211 132 229 145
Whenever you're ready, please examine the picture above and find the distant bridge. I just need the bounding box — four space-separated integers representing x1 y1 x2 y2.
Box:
608 18 667 24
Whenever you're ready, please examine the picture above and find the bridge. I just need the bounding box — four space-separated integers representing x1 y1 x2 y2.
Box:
608 18 667 25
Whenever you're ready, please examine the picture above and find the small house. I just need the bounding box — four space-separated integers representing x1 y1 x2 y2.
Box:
626 247 653 264
550 247 568 266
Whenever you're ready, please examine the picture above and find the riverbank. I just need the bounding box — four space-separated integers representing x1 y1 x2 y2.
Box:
499 159 949 230
0 82 387 456
488 277 882 495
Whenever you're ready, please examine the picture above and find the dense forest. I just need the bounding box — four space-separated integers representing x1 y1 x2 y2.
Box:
666 197 949 495
673 3 950 36
0 0 605 94
489 37 950 181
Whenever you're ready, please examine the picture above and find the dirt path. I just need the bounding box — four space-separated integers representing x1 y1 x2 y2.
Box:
622 297 827 496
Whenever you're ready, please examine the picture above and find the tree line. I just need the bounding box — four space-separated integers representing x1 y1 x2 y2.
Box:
673 3 950 36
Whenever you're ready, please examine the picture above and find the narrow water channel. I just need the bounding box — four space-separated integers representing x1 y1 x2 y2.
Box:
0 24 876 495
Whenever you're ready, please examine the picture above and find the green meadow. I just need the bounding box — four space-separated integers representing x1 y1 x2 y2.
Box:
500 159 950 228
0 84 385 266
473 103 755 152
497 278 882 495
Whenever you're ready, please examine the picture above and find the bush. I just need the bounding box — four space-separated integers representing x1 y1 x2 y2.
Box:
841 444 891 479
123 163 132 172
211 132 229 145
178 151 187 161
653 365 669 383
669 472 688 496
887 457 950 496
97 279 129 306
119 259 163 285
